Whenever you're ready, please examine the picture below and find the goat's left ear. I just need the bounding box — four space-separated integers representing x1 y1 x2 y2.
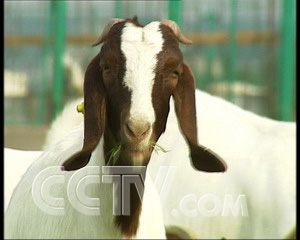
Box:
172 63 227 172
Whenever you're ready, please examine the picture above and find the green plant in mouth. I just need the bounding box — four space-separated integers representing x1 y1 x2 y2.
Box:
106 144 122 166
150 141 170 153
105 142 169 166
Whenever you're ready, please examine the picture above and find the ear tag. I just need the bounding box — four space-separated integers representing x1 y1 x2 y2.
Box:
77 102 85 114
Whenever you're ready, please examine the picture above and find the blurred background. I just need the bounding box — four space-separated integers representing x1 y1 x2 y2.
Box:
4 0 296 150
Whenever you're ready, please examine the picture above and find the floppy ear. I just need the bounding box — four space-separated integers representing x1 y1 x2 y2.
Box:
172 63 227 172
62 54 106 171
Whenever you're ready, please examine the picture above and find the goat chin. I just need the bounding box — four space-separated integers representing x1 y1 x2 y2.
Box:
5 89 296 239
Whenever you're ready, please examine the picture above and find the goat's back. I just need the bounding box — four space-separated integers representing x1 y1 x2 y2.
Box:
148 90 296 239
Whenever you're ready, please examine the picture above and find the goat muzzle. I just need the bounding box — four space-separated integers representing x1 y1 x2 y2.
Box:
124 120 151 142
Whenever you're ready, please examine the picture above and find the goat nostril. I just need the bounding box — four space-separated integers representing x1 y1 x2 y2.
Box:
126 123 136 138
141 125 150 137
126 121 151 140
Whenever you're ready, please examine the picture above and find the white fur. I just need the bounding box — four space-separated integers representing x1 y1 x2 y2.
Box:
149 90 296 239
43 99 83 149
5 124 166 239
4 148 41 210
121 22 163 128
22 89 296 239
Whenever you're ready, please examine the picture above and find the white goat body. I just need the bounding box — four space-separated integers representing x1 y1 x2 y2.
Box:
4 148 41 210
5 125 166 239
152 90 296 239
5 90 296 239
43 99 83 148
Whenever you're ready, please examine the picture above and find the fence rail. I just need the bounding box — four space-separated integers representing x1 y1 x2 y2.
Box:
5 31 279 46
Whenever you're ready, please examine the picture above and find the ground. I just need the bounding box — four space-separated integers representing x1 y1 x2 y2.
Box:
5 126 49 150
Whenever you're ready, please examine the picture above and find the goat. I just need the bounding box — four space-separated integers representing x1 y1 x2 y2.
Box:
41 92 296 238
43 99 84 148
5 17 226 239
152 90 296 239
4 148 41 210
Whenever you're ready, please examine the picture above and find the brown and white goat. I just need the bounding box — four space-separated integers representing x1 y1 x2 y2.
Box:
5 17 226 239
63 16 226 235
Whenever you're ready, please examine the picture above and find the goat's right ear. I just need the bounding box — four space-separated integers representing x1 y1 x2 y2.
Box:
62 54 106 171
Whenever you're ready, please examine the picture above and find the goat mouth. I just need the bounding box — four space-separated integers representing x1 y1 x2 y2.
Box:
121 145 152 165
122 137 150 151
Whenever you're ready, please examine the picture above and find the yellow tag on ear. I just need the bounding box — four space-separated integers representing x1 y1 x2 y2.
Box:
77 102 84 114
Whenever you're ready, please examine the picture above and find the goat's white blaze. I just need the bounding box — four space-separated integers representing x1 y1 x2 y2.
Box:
121 22 163 127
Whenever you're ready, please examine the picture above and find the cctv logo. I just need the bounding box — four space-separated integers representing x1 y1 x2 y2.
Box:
32 166 248 217
32 166 150 216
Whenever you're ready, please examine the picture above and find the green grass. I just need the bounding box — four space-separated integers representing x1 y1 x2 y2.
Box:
150 141 170 153
105 142 170 166
106 144 122 166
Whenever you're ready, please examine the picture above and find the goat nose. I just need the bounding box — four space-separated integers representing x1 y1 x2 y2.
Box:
126 120 151 140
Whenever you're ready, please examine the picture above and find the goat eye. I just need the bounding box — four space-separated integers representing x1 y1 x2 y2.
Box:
171 71 180 78
102 65 110 73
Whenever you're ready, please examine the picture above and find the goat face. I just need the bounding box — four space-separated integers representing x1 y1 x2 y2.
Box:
62 17 227 172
